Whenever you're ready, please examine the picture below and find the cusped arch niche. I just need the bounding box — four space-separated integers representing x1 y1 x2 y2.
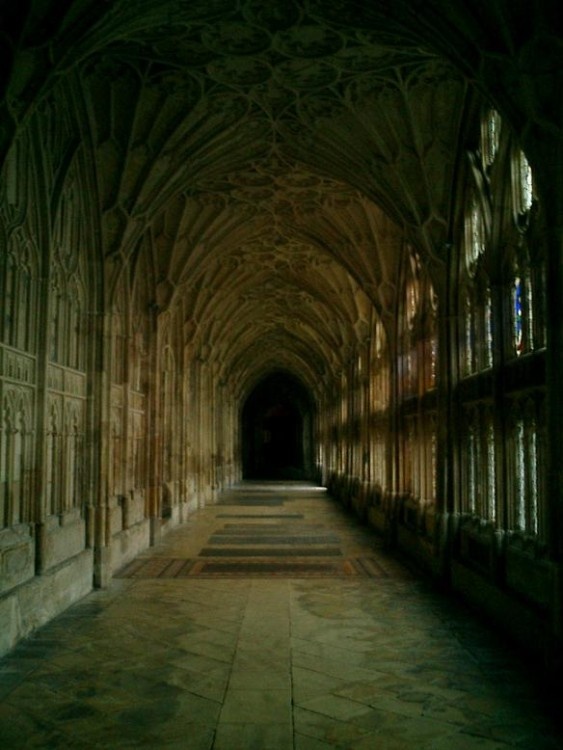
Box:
241 370 316 481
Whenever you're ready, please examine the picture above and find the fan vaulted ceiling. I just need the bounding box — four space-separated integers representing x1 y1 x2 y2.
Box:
2 0 530 395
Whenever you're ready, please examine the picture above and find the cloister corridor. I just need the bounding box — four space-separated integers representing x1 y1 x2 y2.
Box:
2 2 563 747
1 482 562 750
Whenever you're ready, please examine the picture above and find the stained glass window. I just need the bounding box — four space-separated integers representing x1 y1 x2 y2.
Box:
513 276 524 355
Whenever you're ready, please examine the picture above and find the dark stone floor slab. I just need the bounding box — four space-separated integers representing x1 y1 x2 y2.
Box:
217 523 320 531
115 557 392 579
208 535 341 545
7 484 562 750
199 548 342 557
198 562 340 575
218 499 284 506
216 514 304 519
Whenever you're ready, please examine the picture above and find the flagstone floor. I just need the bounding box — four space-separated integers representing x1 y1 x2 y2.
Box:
1 482 561 749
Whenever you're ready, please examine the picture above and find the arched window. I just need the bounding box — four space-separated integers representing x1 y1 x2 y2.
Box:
398 249 438 512
513 148 534 222
466 194 486 271
370 318 389 411
509 270 534 358
465 416 477 515
504 148 545 359
399 250 421 398
508 397 545 539
422 280 438 391
481 108 501 170
501 147 545 538
460 193 492 375
459 112 545 544
461 405 496 523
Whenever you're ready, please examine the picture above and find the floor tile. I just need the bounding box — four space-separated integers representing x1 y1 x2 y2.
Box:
219 688 292 724
213 722 293 750
0 482 561 750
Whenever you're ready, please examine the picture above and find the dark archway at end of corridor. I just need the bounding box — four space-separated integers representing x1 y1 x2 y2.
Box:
241 371 316 481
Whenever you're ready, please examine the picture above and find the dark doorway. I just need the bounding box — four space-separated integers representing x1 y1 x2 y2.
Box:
242 371 315 480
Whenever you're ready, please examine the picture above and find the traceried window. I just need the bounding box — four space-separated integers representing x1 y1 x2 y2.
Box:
513 276 524 355
459 111 546 544
481 108 501 170
399 251 421 398
466 194 486 271
461 193 492 376
510 272 535 357
508 397 545 539
513 148 534 221
505 149 545 359
398 249 438 512
461 405 497 523
370 318 389 411
131 312 150 393
422 281 438 391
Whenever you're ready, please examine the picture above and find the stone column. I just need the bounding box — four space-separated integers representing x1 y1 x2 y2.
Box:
385 324 400 548
33 260 51 575
433 257 457 581
93 309 114 588
148 304 162 545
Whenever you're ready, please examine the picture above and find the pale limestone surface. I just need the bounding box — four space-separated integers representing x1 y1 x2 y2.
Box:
1 0 561 669
0 484 561 749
